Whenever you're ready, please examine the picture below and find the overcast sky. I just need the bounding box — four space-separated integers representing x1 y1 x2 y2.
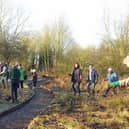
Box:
8 0 129 47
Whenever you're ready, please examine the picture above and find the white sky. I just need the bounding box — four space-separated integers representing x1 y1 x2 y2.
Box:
8 0 129 47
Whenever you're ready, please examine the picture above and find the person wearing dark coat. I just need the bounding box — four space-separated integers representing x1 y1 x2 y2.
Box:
71 63 82 96
32 71 37 88
11 64 20 103
86 65 98 96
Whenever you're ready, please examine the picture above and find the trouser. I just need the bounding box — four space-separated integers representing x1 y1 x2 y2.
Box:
33 80 37 87
19 81 24 97
0 76 8 88
71 81 81 95
103 83 117 96
20 81 24 88
87 81 96 96
11 80 19 102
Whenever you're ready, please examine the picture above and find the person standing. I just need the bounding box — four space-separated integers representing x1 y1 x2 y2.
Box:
30 64 36 75
86 65 98 96
0 62 8 89
24 69 28 83
71 63 82 96
103 68 119 97
32 71 38 88
11 63 20 103
18 64 25 97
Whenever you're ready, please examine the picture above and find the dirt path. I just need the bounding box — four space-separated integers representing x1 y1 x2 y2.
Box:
0 79 53 129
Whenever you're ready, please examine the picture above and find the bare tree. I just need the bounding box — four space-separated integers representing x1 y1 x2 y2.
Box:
0 0 29 63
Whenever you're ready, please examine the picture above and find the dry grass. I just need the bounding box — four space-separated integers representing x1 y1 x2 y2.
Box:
28 76 129 129
28 114 85 129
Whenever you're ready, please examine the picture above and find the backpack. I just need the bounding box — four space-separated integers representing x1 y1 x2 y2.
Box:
112 72 119 82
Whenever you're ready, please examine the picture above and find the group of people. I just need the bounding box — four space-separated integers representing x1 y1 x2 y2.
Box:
1 61 128 102
0 62 38 103
70 63 127 97
70 63 98 96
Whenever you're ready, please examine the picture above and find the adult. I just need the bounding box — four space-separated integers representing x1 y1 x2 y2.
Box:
10 63 20 103
0 61 8 88
18 64 25 97
103 68 119 97
30 64 36 75
86 65 98 96
71 63 82 96
32 71 38 88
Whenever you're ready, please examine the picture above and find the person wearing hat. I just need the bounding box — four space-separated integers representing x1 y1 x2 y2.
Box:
103 68 119 97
